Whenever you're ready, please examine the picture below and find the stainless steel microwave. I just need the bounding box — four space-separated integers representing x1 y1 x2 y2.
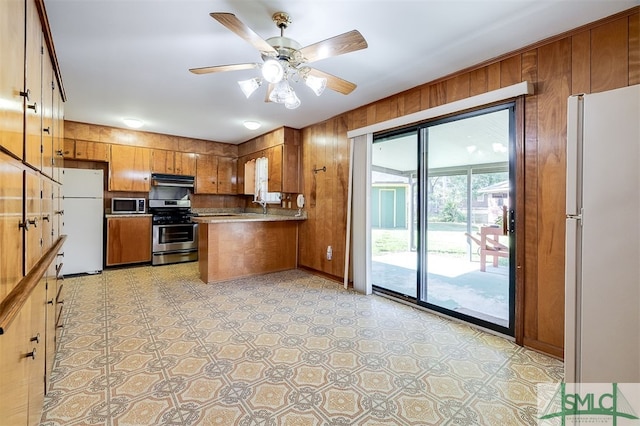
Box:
111 198 146 214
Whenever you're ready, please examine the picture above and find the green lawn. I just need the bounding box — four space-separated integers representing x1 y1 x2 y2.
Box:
372 222 509 261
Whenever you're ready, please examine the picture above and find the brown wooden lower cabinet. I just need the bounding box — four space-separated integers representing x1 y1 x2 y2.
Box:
44 263 58 391
0 279 49 426
0 299 31 425
198 220 298 283
106 216 152 266
27 282 46 426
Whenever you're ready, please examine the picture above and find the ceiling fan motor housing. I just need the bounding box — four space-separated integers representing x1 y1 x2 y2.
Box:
263 36 303 66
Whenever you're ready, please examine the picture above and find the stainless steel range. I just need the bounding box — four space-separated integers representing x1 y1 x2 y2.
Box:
148 175 198 266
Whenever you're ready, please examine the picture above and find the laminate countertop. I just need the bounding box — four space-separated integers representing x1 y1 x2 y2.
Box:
192 213 306 224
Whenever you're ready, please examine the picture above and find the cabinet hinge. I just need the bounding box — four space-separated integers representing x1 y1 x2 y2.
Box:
40 46 44 54
40 238 43 247
40 144 43 154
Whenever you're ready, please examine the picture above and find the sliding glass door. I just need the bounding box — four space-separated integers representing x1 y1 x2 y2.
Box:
371 104 516 335
371 131 418 298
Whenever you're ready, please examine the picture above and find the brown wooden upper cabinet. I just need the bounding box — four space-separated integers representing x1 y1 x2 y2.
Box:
268 144 300 194
24 3 42 171
238 144 299 195
0 0 25 159
52 79 64 183
195 154 237 195
151 150 196 176
236 127 300 195
217 156 237 194
41 49 54 180
175 152 197 176
109 145 150 192
62 138 74 159
63 139 110 162
195 154 217 194
151 149 173 174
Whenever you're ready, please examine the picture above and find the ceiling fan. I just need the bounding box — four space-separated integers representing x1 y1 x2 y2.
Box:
189 12 368 109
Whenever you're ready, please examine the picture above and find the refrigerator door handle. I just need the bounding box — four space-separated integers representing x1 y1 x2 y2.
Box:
564 217 581 383
566 207 583 225
566 95 583 216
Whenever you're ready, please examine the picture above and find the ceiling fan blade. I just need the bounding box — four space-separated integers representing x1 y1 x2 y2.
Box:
210 13 277 54
299 30 368 63
308 68 357 95
189 63 260 75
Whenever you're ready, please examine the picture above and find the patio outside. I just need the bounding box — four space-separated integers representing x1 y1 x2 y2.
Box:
371 107 513 330
372 223 510 328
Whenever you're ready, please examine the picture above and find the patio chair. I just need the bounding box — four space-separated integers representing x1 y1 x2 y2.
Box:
465 225 508 271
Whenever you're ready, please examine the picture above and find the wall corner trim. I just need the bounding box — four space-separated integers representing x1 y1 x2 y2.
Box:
347 81 534 138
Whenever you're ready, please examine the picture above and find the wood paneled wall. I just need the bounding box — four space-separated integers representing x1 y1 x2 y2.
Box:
299 117 350 279
298 8 639 357
65 121 238 157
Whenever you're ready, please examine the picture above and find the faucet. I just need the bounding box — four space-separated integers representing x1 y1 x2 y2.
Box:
253 198 267 214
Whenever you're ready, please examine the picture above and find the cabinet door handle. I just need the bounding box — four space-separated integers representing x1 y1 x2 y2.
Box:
28 217 39 228
26 348 36 360
30 333 40 344
48 299 54 305
43 127 51 134
42 214 50 222
56 150 64 156
55 263 64 280
28 102 37 113
19 220 30 231
20 89 31 100
55 210 64 216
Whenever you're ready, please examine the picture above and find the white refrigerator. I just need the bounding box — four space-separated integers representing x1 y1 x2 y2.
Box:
62 168 104 275
565 84 640 383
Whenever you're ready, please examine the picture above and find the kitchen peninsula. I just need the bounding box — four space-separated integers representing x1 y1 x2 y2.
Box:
192 212 306 283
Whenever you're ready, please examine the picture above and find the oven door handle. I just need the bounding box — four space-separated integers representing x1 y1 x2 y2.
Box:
153 248 197 255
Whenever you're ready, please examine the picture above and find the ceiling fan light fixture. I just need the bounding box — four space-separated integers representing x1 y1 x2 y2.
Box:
262 59 284 84
269 81 291 103
238 78 262 98
305 75 327 96
284 91 301 109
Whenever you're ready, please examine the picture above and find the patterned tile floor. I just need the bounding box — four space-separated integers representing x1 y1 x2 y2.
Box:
40 264 563 425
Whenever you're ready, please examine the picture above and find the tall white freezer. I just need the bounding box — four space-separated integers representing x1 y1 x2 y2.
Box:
565 84 640 383
62 168 104 275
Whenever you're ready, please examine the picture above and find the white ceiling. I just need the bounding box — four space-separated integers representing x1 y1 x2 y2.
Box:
45 0 638 145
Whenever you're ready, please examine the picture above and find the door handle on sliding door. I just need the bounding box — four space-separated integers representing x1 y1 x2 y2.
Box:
508 209 515 233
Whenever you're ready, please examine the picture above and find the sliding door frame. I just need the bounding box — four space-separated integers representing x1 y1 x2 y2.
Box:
370 99 525 338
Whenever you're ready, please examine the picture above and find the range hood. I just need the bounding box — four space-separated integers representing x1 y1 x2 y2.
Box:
151 173 195 188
